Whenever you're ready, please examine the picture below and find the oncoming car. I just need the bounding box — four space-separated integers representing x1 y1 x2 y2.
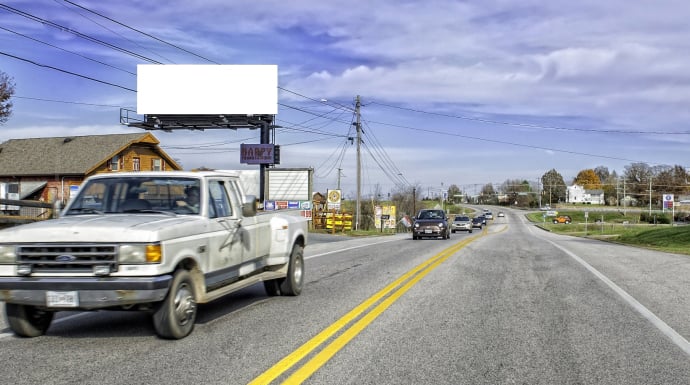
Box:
451 215 473 233
413 209 450 240
472 216 484 229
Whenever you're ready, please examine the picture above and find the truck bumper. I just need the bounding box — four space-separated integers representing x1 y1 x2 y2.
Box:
0 275 172 309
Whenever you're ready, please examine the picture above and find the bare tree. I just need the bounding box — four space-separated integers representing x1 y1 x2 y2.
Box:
479 183 497 204
500 179 534 207
593 166 610 183
654 165 689 196
0 71 15 125
623 162 653 207
447 184 462 203
390 183 422 218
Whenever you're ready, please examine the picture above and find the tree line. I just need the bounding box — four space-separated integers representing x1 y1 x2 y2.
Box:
404 164 689 210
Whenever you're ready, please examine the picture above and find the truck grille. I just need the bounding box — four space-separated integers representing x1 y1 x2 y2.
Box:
16 244 118 274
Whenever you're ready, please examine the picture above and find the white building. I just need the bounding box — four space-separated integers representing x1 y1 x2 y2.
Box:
566 184 605 204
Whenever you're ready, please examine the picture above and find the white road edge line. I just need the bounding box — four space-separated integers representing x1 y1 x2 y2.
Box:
305 237 402 260
1 311 89 339
547 239 690 357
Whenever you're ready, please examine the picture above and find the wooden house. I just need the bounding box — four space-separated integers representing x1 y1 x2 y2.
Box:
0 132 181 207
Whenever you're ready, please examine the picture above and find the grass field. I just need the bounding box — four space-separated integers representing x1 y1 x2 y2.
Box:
527 211 690 256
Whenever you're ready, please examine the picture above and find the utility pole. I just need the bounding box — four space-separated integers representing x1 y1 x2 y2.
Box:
355 95 362 231
649 178 652 216
623 179 627 215
337 168 342 190
440 182 444 212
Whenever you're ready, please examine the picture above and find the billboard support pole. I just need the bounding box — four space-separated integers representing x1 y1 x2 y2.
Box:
259 120 270 203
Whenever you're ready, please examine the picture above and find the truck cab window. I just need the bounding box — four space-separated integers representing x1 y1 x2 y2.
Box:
208 180 233 218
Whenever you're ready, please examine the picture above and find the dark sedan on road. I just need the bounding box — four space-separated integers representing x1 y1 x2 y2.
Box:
472 215 484 229
413 209 450 240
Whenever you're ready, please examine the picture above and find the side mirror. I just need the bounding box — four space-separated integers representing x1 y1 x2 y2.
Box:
242 195 257 217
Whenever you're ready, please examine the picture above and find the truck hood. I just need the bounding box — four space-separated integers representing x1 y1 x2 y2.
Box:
0 214 206 243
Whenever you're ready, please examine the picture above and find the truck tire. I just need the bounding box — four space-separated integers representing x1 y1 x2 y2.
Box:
5 303 54 337
153 269 197 339
281 244 304 296
263 244 304 296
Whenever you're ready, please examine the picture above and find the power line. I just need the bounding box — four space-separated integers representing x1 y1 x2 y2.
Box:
0 3 162 64
364 117 653 164
56 0 176 64
14 95 132 109
0 51 136 92
369 100 690 135
362 141 408 188
60 0 218 64
361 119 409 186
0 25 136 75
278 102 354 127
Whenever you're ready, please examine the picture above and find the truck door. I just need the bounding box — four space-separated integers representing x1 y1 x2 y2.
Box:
205 179 245 280
226 179 267 264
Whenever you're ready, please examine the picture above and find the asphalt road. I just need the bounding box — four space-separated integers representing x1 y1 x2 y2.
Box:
1 209 689 384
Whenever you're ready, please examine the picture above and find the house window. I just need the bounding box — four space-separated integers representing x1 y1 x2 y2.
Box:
110 155 119 171
133 157 140 171
152 158 161 171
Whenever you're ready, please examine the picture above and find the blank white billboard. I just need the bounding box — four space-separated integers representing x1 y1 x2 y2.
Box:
268 169 312 201
137 65 277 114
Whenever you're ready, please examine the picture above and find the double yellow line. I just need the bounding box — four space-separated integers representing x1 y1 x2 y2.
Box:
249 233 482 385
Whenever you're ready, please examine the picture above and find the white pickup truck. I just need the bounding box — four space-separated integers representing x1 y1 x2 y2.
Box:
0 171 308 339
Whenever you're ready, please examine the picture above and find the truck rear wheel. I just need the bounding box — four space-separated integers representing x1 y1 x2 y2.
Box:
5 303 54 337
263 244 304 296
280 244 304 296
153 269 197 339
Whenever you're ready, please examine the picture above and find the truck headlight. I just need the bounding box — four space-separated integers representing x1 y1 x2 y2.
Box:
0 245 17 264
119 244 162 264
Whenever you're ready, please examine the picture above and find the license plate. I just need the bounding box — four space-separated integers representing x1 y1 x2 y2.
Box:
424 229 433 234
46 291 79 307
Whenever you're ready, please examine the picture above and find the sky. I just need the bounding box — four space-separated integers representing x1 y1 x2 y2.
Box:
1 0 690 200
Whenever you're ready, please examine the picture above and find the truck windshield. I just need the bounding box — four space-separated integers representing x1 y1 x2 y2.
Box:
65 176 201 215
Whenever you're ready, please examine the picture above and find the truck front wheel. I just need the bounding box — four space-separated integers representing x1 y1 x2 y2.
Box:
153 269 197 339
5 303 54 337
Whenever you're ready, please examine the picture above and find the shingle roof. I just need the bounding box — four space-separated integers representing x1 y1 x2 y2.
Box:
0 132 175 176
